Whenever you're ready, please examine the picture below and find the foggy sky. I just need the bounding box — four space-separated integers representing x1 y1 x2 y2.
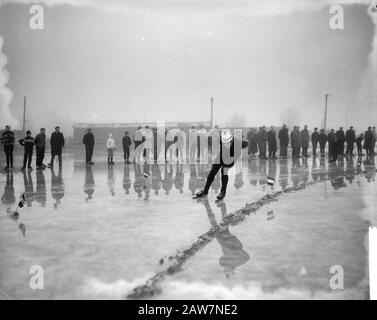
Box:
0 0 376 135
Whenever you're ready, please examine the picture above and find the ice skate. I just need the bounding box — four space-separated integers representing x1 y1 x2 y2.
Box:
215 191 226 202
193 190 208 199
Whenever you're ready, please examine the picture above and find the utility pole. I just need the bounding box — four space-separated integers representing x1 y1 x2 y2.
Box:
324 94 329 131
210 97 214 128
23 96 26 133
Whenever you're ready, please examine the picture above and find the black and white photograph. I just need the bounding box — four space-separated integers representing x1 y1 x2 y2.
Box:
0 0 377 303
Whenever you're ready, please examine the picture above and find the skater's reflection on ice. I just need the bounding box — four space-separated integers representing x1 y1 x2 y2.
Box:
84 166 95 201
201 199 250 278
51 167 65 209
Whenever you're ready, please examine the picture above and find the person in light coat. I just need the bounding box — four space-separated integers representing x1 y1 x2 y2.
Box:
106 133 116 165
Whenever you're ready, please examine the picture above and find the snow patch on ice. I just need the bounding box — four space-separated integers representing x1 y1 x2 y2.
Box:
82 275 153 299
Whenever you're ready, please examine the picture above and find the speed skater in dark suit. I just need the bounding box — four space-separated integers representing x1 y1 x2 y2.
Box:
195 129 248 201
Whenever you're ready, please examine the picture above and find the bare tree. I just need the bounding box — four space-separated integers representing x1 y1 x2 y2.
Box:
227 112 246 128
280 108 301 128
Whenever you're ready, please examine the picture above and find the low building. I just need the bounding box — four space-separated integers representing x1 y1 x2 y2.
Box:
72 121 212 145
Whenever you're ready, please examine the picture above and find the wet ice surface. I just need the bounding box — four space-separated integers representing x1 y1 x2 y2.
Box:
0 149 375 300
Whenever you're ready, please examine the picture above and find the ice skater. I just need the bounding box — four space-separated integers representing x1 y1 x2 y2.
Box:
194 129 248 201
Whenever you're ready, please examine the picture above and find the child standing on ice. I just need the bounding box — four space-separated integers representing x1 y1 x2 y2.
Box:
195 129 248 201
106 133 116 165
19 130 35 171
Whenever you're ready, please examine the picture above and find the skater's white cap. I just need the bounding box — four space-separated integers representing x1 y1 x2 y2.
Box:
221 129 233 144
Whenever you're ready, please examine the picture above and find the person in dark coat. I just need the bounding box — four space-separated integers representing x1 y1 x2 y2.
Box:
311 127 320 157
49 126 65 167
195 130 248 201
122 131 132 164
335 127 345 159
247 128 258 158
267 126 277 159
364 127 374 155
278 124 289 158
300 125 310 158
82 128 95 165
1 125 15 170
345 126 356 157
19 130 35 170
34 128 47 169
356 133 364 156
257 127 267 159
318 129 327 157
291 126 301 158
327 129 337 161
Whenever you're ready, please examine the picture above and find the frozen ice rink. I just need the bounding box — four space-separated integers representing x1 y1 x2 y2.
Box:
0 149 376 299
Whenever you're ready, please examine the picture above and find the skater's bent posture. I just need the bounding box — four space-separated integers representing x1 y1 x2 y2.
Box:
195 129 248 201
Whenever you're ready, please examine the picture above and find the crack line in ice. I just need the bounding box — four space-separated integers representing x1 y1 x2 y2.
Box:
127 164 375 300
126 174 348 300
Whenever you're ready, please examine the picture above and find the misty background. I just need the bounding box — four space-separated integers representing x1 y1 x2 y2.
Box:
0 0 376 136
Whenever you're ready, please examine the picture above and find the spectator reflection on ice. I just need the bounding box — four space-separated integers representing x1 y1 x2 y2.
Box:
174 164 184 194
363 155 376 183
133 164 143 199
279 158 288 190
107 165 115 197
328 162 347 190
188 164 198 196
35 169 46 207
248 159 258 187
291 158 301 186
143 162 151 201
201 199 250 278
162 164 173 196
301 157 310 185
1 171 15 212
311 157 320 182
345 158 355 184
22 170 34 207
51 167 65 209
84 166 95 201
122 165 131 195
318 157 327 182
151 164 162 196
